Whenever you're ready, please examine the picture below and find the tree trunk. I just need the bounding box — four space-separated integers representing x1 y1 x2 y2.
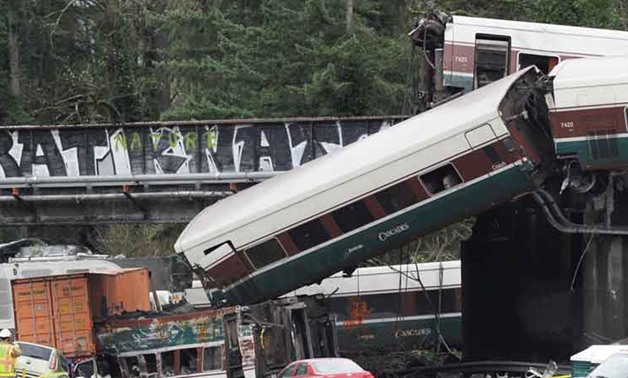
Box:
154 31 171 113
345 0 354 33
151 0 171 114
7 10 21 98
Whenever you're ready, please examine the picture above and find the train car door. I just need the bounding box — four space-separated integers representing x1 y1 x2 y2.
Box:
474 34 511 89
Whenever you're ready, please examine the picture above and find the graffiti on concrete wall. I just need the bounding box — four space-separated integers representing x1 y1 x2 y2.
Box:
0 119 399 178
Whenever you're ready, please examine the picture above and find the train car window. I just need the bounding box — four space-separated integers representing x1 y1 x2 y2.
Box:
419 164 463 195
329 290 458 320
416 289 458 315
161 351 176 376
328 297 350 321
360 293 400 319
144 354 157 375
288 218 330 251
179 348 199 374
518 53 559 74
124 357 140 378
482 145 502 165
375 182 417 215
474 34 510 89
589 130 619 159
502 137 517 152
331 200 374 233
203 346 223 371
245 238 288 269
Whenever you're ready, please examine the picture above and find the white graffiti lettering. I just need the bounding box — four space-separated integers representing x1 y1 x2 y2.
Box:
0 120 397 179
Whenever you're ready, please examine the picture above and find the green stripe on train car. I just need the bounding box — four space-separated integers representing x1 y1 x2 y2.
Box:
555 137 628 168
336 316 462 352
226 164 533 305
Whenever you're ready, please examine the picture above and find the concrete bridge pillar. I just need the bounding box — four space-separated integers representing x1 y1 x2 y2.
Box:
582 235 628 346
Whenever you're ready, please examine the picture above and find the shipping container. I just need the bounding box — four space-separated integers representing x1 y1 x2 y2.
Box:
12 269 151 359
12 274 95 358
89 268 151 320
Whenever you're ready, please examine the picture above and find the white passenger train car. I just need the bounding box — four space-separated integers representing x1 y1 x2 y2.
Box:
175 66 554 305
410 14 628 100
285 260 461 297
285 261 463 353
546 55 628 171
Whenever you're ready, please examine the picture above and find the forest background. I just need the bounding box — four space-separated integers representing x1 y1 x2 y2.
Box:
0 0 625 258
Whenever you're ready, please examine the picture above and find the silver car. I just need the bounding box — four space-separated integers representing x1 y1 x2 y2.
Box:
14 341 70 378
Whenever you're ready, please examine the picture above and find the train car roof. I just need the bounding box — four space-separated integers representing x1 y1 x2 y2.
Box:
450 15 628 40
447 16 628 58
550 55 628 90
282 260 461 297
175 68 534 254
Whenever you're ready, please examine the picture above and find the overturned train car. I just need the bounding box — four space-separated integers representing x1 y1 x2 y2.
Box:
175 66 555 306
94 297 337 378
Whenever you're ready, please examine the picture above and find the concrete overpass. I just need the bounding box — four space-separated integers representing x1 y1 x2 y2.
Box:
0 116 404 225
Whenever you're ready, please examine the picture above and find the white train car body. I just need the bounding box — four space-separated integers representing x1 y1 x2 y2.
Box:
437 15 628 93
175 67 553 305
547 55 628 171
285 261 463 352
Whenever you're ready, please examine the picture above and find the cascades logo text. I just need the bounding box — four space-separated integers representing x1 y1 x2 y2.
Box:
378 223 410 241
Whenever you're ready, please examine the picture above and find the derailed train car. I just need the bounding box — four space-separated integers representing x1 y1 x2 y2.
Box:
175 66 555 305
547 56 628 172
92 297 337 378
409 12 628 109
284 261 462 354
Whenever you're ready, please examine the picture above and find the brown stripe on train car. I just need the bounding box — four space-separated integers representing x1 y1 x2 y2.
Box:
406 178 430 200
452 148 494 182
207 255 249 287
444 40 585 77
320 214 343 238
550 105 627 139
443 43 475 74
276 233 299 256
363 196 387 220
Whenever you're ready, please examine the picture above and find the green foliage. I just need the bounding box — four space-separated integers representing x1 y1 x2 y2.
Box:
531 0 620 28
93 224 185 257
0 0 623 126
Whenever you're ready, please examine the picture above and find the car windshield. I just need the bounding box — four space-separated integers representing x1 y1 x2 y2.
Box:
17 343 52 361
312 359 363 374
588 353 628 378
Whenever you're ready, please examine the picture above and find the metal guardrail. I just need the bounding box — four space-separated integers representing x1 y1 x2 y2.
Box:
0 172 280 189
